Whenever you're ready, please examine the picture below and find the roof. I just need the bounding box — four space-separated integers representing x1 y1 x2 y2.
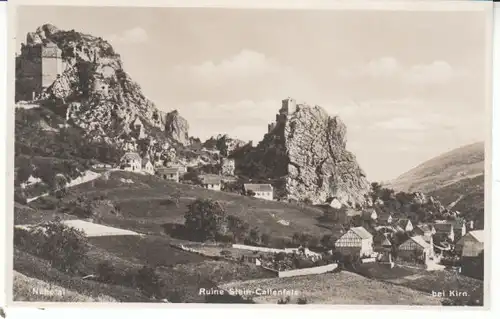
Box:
405 236 431 249
467 230 484 243
415 224 432 233
121 152 141 162
397 219 411 228
433 222 453 233
156 167 179 174
202 176 222 185
142 156 152 166
244 183 273 192
381 236 392 247
349 227 373 240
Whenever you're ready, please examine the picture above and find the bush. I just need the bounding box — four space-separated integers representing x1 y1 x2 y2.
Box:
14 188 28 204
184 198 228 241
297 297 308 304
134 266 163 298
14 220 89 273
97 261 115 283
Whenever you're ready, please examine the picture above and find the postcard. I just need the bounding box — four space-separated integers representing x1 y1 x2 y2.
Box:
4 0 493 308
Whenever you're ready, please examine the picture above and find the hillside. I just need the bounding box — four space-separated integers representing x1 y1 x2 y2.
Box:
386 142 484 226
387 142 484 193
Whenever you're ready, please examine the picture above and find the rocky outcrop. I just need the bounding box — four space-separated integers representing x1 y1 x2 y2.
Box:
203 134 247 157
16 24 192 161
164 110 190 146
236 98 370 206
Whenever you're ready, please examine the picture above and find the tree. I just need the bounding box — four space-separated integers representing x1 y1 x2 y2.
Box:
172 190 182 207
14 221 89 273
135 266 162 298
16 157 33 184
184 198 228 241
97 261 115 283
260 233 270 246
248 228 260 244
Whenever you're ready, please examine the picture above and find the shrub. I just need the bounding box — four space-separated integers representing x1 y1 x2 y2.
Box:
134 266 163 298
14 220 89 273
184 198 228 241
97 261 115 283
14 188 28 204
297 297 308 304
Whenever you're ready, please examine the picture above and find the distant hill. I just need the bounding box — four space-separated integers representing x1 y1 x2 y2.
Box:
387 142 484 227
387 142 484 194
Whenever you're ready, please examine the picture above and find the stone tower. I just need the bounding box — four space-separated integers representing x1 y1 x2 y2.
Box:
280 97 296 115
40 41 64 89
15 38 64 101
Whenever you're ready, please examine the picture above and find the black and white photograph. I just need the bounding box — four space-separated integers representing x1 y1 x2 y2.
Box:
8 1 491 307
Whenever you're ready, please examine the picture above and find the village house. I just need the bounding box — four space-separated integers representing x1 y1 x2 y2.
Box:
413 224 436 237
452 219 467 241
455 230 484 258
142 156 155 175
201 176 222 191
284 247 323 261
327 197 343 209
387 214 393 224
244 183 274 201
119 152 142 172
168 163 187 176
397 235 434 264
334 226 374 258
433 221 455 242
362 208 378 221
394 219 413 233
156 167 180 183
455 230 484 280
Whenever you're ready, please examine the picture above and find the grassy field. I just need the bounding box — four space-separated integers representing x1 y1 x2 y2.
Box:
88 235 208 267
220 271 442 305
352 263 483 305
28 170 329 240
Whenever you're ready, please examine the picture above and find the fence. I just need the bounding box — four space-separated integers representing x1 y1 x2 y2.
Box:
278 263 338 278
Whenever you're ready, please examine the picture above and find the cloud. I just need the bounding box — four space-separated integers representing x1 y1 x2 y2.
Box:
371 117 427 131
107 27 148 44
168 50 318 103
338 57 460 86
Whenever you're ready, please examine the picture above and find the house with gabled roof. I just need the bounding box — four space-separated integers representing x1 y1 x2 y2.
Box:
244 183 273 201
142 156 154 175
156 167 180 183
414 224 436 237
119 152 142 171
362 208 378 221
394 219 413 233
398 235 435 263
334 226 374 258
456 230 484 258
452 219 467 241
201 175 222 191
433 221 455 242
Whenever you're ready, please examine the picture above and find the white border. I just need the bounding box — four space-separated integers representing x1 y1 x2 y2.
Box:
1 0 497 317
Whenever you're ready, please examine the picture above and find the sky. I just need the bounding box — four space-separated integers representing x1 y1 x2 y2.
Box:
15 5 489 182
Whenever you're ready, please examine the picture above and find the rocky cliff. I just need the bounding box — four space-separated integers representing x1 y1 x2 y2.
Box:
16 24 192 162
235 98 370 206
203 134 247 157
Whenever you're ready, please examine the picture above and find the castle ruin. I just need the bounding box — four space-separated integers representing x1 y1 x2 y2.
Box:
267 97 297 133
15 34 65 101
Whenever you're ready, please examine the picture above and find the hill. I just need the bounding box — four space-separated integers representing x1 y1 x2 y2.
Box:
386 142 484 227
387 142 484 193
